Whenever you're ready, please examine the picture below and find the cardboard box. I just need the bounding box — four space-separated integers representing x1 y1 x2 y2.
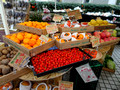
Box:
3 33 55 57
58 25 94 33
16 24 47 35
55 39 90 50
0 68 31 86
99 38 120 47
94 24 116 30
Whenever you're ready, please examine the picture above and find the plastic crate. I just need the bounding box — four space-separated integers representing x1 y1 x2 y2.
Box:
70 60 103 90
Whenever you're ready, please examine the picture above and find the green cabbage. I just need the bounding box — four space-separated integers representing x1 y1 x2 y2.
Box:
107 60 116 70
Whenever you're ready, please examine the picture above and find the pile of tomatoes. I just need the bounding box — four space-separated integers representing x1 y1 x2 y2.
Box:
31 48 90 74
84 49 97 58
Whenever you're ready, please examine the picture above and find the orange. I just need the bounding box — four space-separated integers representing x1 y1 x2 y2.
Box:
56 38 60 41
6 35 11 39
23 38 30 44
78 34 84 39
13 38 20 44
10 36 16 41
11 34 17 38
18 32 25 36
33 44 39 48
25 33 33 39
42 42 45 44
85 35 89 39
17 34 24 41
27 46 32 49
32 35 39 40
28 39 36 46
48 38 52 42
21 43 26 47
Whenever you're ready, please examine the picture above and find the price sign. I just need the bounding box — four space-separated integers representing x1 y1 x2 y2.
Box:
46 24 58 34
67 10 82 20
53 14 63 22
39 35 49 43
9 51 30 70
76 63 98 83
59 81 73 90
90 36 100 47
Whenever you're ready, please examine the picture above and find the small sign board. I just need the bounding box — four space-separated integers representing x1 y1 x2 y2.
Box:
67 10 82 20
76 63 98 83
39 35 49 43
46 24 58 34
53 14 63 22
9 51 30 70
59 81 73 90
90 36 100 47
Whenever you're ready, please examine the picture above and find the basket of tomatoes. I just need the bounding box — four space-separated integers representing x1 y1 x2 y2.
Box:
29 48 92 77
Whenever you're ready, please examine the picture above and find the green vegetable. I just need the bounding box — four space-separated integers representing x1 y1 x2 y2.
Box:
103 55 113 67
107 60 116 70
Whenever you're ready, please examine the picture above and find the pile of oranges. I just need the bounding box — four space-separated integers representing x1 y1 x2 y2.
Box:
19 21 49 29
6 32 52 49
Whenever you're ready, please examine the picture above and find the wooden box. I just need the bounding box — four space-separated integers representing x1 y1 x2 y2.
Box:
94 24 116 30
16 24 47 35
0 68 31 86
3 33 55 57
55 39 90 50
58 25 94 33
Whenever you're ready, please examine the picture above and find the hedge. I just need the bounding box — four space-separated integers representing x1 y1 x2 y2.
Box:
30 1 120 14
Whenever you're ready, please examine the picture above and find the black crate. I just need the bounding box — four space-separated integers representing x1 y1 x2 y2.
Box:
70 60 103 90
29 48 92 77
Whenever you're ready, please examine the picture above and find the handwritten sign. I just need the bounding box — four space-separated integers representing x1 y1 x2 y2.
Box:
67 10 82 20
59 81 73 90
90 36 100 47
76 63 98 83
39 35 49 43
53 14 63 22
9 51 30 70
46 24 58 34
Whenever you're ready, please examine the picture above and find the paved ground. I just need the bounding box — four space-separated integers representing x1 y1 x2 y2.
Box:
96 45 120 90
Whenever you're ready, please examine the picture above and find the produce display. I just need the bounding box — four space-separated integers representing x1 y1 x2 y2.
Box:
19 21 49 29
14 81 58 90
103 55 116 70
0 46 17 75
54 32 89 43
6 32 52 49
0 82 13 90
84 49 97 58
88 19 112 26
59 20 88 28
31 48 90 74
93 30 118 43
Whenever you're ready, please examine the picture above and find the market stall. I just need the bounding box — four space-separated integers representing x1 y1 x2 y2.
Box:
0 0 120 90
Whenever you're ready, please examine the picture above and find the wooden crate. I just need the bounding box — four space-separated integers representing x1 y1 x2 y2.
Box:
55 39 90 50
94 24 116 30
99 38 120 47
102 67 115 73
16 24 47 35
0 68 31 86
58 25 94 33
3 33 55 57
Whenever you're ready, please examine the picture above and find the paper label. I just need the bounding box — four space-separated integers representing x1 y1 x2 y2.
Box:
39 35 49 43
67 10 82 20
13 7 16 10
90 36 100 47
23 7 27 11
17 17 21 21
53 14 63 22
46 24 58 34
76 63 98 83
9 51 30 70
18 7 22 10
10 24 14 30
11 16 14 20
59 81 73 90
